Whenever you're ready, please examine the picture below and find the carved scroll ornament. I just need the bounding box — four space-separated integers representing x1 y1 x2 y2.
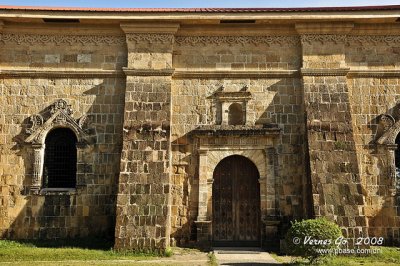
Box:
25 99 92 145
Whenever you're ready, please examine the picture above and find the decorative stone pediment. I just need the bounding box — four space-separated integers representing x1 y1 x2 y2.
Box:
25 99 92 145
214 89 252 102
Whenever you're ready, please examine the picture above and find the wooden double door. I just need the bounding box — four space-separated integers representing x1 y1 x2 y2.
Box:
212 155 261 246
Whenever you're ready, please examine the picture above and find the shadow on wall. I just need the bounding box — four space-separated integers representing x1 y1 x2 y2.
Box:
1 79 124 241
364 107 400 245
169 78 309 247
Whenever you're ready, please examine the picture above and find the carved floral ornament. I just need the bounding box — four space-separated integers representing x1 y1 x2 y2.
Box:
377 112 400 146
0 33 125 46
175 35 300 46
2 32 400 46
301 35 400 45
25 99 92 146
126 33 175 44
300 34 347 45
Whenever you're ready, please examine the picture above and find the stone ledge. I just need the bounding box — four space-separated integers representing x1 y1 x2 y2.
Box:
347 69 400 78
301 68 350 76
0 68 124 78
173 70 299 79
39 188 77 195
192 124 281 136
123 67 175 76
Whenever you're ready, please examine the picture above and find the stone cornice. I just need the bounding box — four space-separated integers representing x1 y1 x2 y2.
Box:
0 32 125 45
175 35 300 46
347 69 400 78
301 68 350 76
295 22 354 35
352 24 400 35
0 69 124 78
123 68 175 76
4 67 400 79
178 24 297 36
173 70 299 79
120 22 180 34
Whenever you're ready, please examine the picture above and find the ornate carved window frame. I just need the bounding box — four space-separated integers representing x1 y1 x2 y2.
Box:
24 99 93 194
376 113 400 196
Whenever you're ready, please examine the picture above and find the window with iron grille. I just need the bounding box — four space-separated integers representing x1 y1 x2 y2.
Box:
43 128 77 188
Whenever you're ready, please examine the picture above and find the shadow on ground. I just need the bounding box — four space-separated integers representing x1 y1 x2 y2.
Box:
11 237 114 250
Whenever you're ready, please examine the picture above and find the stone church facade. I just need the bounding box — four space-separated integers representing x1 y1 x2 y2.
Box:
1 5 400 251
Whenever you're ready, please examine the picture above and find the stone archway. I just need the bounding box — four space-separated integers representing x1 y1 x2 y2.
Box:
212 155 261 246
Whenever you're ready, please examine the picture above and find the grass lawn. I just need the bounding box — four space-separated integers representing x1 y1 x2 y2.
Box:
272 246 400 265
0 238 158 263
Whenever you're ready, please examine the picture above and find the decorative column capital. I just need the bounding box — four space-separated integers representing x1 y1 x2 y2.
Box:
31 143 44 150
198 149 208 156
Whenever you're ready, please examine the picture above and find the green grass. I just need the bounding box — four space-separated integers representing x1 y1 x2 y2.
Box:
207 252 218 266
281 247 400 266
0 239 158 262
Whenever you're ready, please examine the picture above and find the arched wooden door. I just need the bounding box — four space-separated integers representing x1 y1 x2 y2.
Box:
212 155 261 246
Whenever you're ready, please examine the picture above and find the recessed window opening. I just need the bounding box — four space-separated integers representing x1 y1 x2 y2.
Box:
43 128 77 188
228 103 244 125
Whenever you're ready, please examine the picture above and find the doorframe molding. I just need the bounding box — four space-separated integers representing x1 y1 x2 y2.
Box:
194 135 278 244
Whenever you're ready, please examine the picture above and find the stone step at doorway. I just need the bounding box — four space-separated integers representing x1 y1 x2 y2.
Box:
213 247 281 265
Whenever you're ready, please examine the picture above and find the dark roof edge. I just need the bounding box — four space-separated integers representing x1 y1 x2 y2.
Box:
0 5 400 13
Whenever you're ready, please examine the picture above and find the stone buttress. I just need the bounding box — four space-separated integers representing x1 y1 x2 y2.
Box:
114 23 179 251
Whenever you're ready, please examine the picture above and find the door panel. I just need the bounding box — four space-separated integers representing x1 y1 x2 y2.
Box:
212 155 260 246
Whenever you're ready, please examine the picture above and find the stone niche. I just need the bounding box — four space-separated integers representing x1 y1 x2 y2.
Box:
192 124 282 247
214 85 252 126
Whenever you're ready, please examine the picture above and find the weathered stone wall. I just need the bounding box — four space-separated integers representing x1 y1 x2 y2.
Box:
348 76 400 244
2 18 400 250
0 26 126 70
345 36 400 244
298 25 369 244
114 24 178 251
170 36 307 244
0 25 126 239
174 35 300 71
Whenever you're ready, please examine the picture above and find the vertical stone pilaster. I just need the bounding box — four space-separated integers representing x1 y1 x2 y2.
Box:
114 23 179 252
76 142 87 187
197 150 208 221
265 147 278 218
195 149 212 244
386 145 398 196
297 22 368 244
31 143 44 194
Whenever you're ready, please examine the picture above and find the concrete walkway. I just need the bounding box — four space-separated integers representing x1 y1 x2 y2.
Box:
213 247 281 266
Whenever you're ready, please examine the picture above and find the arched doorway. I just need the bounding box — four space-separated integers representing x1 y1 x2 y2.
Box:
212 155 261 246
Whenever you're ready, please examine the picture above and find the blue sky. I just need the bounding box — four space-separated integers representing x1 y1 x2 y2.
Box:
1 0 400 8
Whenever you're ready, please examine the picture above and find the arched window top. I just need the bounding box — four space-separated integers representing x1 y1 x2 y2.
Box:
43 128 77 188
228 103 244 125
45 127 78 144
